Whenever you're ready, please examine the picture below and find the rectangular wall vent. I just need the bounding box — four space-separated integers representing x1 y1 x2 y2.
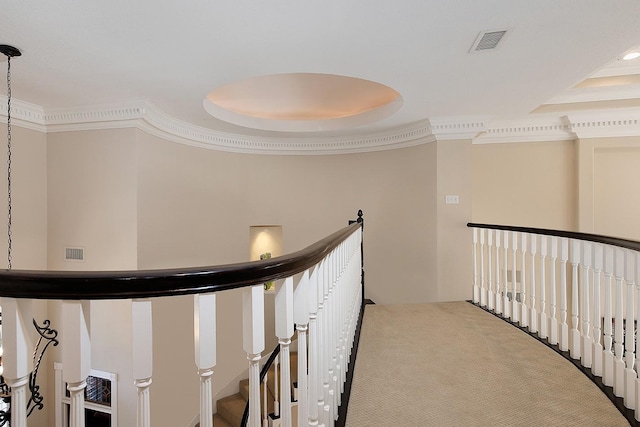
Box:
65 247 84 261
470 29 509 52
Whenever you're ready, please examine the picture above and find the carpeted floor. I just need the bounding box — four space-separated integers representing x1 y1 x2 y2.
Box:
345 301 629 426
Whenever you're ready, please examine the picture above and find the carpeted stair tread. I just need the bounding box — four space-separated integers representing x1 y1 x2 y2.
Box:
239 378 250 402
213 413 233 427
216 393 246 427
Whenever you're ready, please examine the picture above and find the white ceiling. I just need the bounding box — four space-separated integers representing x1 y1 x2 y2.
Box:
2 1 640 144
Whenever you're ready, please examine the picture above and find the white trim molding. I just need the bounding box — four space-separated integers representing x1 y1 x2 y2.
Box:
565 108 640 139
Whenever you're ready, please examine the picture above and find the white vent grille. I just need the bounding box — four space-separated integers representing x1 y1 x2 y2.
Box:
470 29 509 52
65 247 84 261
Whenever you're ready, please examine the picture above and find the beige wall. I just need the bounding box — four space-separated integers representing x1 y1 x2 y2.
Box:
472 140 577 230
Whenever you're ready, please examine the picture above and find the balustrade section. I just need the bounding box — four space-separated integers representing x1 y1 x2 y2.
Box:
469 223 640 421
0 212 364 427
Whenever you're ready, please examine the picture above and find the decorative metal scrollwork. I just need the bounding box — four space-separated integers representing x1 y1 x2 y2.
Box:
0 318 59 425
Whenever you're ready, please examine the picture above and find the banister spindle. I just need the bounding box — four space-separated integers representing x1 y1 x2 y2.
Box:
520 233 528 327
592 244 604 377
503 231 510 320
549 237 559 345
62 300 91 427
529 234 538 332
604 246 615 386
307 265 320 426
624 250 636 409
559 238 569 352
294 270 310 427
581 242 592 368
1 298 34 427
275 276 294 427
480 229 486 307
614 247 625 397
495 230 502 315
570 240 581 359
132 299 153 427
635 252 640 421
539 236 548 339
194 294 216 427
511 232 519 323
473 228 479 304
243 285 265 427
487 230 494 311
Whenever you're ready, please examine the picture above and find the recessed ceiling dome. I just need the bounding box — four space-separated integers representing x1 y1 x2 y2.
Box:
203 73 403 132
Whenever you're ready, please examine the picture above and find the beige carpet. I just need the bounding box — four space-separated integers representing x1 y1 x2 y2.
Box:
346 302 629 427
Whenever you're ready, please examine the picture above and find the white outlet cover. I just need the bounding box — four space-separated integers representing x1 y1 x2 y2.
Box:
445 195 460 204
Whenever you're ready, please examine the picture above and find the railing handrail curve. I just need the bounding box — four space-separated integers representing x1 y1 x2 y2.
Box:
0 221 362 300
467 222 640 253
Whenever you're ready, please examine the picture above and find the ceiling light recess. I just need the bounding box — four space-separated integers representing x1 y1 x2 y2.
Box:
623 51 640 61
203 73 403 132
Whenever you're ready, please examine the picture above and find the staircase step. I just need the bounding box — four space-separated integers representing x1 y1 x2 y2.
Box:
217 393 246 427
213 413 233 427
239 378 250 401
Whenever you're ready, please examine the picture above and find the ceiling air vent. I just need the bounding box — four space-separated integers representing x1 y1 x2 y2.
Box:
470 29 510 53
65 246 84 262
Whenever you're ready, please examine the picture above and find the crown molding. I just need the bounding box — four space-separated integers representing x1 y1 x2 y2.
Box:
543 84 640 105
1 97 640 152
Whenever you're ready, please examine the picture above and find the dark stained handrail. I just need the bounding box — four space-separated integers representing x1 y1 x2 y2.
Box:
0 221 361 300
467 222 640 252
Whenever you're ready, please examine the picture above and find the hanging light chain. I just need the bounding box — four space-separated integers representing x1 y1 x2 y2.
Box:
6 55 12 271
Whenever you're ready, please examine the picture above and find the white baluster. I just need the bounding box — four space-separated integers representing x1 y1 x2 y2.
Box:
294 270 310 427
0 298 34 427
549 237 559 345
512 232 519 323
520 233 528 327
274 356 280 418
581 242 592 368
480 229 486 307
570 240 581 359
625 250 637 409
635 251 640 421
529 234 538 333
308 264 320 427
487 230 494 311
539 236 548 339
194 294 216 427
604 246 615 386
495 230 502 315
559 238 570 351
503 231 511 320
592 244 604 377
276 277 294 427
62 300 91 427
614 247 626 397
243 285 265 427
472 228 479 304
132 299 153 427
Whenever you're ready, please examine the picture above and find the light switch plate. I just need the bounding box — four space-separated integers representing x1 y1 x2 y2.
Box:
445 195 459 204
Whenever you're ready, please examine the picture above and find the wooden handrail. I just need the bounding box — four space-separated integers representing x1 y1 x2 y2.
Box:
0 221 362 300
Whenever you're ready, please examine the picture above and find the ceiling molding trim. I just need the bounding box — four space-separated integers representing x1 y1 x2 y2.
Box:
428 116 489 141
474 117 574 144
590 63 640 79
543 84 640 105
0 96 47 132
564 108 640 139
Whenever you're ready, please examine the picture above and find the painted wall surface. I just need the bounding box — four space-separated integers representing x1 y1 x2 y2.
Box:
471 140 577 230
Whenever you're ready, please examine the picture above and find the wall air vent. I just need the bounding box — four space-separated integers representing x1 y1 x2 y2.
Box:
65 246 85 261
470 29 510 53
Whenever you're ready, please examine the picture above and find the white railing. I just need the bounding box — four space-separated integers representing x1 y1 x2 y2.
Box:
469 223 640 422
0 216 364 427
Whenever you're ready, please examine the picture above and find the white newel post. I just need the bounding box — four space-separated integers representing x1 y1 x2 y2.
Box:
614 247 625 397
569 240 581 359
132 299 153 427
472 228 479 304
559 238 569 352
243 285 265 427
503 231 510 319
294 270 310 427
592 244 604 378
480 229 486 307
581 242 593 369
511 232 519 323
487 230 494 311
62 300 91 427
520 233 528 327
624 251 637 409
529 234 537 333
635 252 640 421
549 237 559 345
539 236 548 339
194 294 217 427
604 246 615 386
495 230 502 315
276 277 294 427
0 298 34 427
308 265 320 427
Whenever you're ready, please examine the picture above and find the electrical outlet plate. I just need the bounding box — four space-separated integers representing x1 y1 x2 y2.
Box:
445 195 459 204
